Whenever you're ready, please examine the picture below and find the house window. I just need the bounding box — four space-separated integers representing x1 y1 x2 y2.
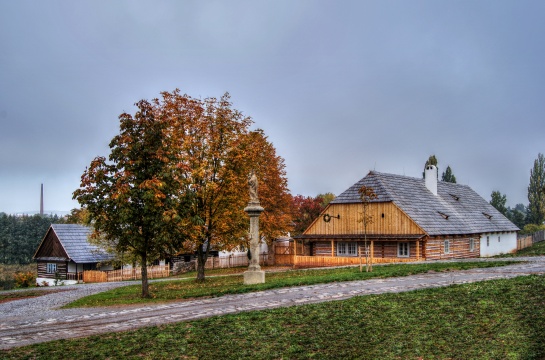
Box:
487 236 490 247
398 242 409 257
337 242 357 257
469 238 475 252
498 236 501 243
444 240 451 254
46 263 57 274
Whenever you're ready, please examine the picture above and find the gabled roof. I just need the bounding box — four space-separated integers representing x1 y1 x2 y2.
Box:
36 224 114 263
331 171 519 236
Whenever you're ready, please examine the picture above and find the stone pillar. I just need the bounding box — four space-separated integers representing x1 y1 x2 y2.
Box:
243 171 266 284
244 202 265 284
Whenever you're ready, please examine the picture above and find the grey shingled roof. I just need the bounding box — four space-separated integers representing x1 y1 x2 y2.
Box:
331 171 519 236
51 224 114 263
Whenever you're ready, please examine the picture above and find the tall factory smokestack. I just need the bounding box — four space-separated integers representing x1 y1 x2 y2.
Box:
40 183 44 215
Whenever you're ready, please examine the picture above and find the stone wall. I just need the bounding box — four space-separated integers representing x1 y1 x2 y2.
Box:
172 260 196 275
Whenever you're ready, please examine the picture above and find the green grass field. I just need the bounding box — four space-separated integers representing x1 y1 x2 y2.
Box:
65 261 514 308
3 274 545 359
499 239 545 257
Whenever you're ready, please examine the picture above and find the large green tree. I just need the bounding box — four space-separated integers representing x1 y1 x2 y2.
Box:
0 213 64 264
528 153 545 225
506 203 527 229
490 190 508 216
317 193 336 207
441 165 457 183
74 100 188 297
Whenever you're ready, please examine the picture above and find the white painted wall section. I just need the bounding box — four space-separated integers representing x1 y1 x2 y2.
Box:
480 232 517 257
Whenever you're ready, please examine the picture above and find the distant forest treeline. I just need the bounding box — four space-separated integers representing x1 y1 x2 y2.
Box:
0 213 66 264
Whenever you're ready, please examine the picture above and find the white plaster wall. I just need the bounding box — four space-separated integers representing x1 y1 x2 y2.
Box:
480 232 517 257
219 240 269 257
36 278 78 286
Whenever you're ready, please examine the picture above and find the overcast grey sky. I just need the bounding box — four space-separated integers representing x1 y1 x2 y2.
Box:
1 0 544 214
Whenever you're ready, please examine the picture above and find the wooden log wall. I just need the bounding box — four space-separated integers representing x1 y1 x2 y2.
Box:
37 261 67 279
425 236 480 260
276 255 416 267
311 241 423 260
305 203 425 236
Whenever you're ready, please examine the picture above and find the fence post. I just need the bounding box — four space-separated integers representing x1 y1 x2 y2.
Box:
293 240 297 268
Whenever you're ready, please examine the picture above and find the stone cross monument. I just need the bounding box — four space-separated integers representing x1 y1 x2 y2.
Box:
243 171 265 284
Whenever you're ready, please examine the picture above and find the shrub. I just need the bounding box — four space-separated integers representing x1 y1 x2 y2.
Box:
0 264 36 290
521 223 545 235
14 271 36 288
0 278 15 290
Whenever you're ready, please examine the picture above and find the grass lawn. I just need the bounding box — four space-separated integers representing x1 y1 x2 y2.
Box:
0 289 68 304
498 240 545 257
65 261 516 308
3 274 545 359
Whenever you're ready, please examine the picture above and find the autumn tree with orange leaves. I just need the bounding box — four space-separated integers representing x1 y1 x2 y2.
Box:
73 100 190 297
241 129 292 244
75 90 292 289
160 91 291 281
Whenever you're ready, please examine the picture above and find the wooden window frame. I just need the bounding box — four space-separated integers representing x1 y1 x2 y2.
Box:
46 263 57 274
397 242 410 258
444 239 451 254
469 238 475 252
337 242 357 257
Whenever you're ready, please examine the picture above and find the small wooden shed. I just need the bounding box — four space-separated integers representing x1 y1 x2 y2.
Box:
297 166 519 262
33 224 114 284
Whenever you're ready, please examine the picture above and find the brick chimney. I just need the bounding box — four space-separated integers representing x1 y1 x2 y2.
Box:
425 165 438 195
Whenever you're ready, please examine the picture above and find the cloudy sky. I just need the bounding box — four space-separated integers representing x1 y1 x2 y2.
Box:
1 1 544 214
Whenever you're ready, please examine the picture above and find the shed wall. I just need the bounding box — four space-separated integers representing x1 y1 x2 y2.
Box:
37 261 67 279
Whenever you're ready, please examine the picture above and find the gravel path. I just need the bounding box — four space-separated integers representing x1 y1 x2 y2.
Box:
1 257 544 350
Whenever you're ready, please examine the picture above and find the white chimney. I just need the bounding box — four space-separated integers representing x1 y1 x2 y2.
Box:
425 165 438 195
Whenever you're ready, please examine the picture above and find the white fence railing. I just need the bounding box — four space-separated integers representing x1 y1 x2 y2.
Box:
204 253 271 269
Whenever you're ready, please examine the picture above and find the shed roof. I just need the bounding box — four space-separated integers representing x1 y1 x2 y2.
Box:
331 171 519 236
49 224 114 263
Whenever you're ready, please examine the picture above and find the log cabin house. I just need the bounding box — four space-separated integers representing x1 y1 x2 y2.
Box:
33 224 114 285
296 165 519 263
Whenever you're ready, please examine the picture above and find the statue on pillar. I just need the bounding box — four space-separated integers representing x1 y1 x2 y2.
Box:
249 170 258 203
243 170 265 284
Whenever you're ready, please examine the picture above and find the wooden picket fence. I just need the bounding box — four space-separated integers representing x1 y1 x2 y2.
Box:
83 265 170 283
204 253 271 269
275 254 416 267
533 230 545 243
517 235 533 250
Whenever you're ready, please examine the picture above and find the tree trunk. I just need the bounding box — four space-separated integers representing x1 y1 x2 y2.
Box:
140 252 150 298
196 243 208 282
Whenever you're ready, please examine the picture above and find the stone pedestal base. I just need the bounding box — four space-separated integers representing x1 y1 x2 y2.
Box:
243 270 265 285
